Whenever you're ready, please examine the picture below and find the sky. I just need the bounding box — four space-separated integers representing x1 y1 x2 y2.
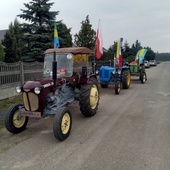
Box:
0 0 170 53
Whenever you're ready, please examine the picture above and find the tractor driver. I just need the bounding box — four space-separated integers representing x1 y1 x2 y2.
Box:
60 68 67 76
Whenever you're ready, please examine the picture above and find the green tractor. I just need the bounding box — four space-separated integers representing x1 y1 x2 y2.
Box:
4 47 100 141
129 49 148 84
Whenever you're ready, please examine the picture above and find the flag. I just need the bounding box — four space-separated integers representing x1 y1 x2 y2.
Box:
54 23 60 48
116 38 123 67
135 48 148 65
96 19 103 59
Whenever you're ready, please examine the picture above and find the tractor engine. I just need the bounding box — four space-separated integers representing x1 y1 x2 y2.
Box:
99 66 116 82
20 79 54 114
45 83 76 110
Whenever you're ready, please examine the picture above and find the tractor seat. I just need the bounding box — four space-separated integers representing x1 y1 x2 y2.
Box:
79 66 88 84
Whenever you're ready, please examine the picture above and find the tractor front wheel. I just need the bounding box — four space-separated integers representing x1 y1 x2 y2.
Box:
122 69 131 89
5 104 29 134
115 81 121 95
79 77 99 117
53 107 72 141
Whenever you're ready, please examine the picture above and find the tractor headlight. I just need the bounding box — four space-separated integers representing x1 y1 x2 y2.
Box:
112 70 115 75
95 70 99 74
16 86 22 93
112 69 116 75
34 87 41 94
117 69 121 74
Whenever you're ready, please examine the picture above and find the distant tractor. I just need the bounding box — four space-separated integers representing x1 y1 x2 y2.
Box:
99 66 131 94
5 47 100 141
129 49 148 84
99 38 131 94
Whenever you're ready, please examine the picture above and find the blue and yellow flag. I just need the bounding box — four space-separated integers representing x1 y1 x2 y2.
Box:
54 23 60 48
135 49 148 60
135 48 148 64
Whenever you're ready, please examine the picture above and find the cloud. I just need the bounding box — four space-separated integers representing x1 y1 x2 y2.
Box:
0 0 170 52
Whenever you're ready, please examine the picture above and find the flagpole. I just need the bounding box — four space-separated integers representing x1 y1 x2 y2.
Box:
53 21 59 88
94 19 103 74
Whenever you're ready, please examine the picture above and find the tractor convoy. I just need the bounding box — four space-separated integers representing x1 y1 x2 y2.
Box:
4 45 148 141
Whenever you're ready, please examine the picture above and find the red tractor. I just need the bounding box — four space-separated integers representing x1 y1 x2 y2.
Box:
5 47 100 141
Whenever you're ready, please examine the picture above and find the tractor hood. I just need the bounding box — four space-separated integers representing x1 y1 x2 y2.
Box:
23 79 54 90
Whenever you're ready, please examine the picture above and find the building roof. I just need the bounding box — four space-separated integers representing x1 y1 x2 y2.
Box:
44 47 94 55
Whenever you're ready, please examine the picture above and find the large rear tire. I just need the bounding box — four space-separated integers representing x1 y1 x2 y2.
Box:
79 77 100 117
53 107 72 141
122 69 131 89
5 104 29 134
140 72 147 84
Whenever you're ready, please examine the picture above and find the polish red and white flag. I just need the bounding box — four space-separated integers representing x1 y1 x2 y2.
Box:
96 19 103 59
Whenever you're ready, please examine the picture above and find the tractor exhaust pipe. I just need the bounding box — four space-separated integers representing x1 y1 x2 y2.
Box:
53 51 57 88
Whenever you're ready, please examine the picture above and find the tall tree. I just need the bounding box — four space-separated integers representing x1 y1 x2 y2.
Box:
122 39 132 58
145 47 155 61
18 0 58 61
2 19 24 62
74 15 96 50
18 0 72 61
57 22 72 48
104 41 117 60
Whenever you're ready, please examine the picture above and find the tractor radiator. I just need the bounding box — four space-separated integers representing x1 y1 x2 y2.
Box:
23 92 39 111
99 66 115 82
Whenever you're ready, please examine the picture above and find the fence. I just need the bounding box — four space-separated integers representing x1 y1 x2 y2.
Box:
0 61 44 88
0 60 114 89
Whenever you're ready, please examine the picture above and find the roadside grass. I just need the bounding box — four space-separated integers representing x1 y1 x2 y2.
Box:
0 95 22 129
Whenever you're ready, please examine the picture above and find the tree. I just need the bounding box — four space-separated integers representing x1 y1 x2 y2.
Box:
0 43 5 61
74 15 96 50
57 22 72 48
122 39 134 59
18 0 72 61
103 42 117 61
134 40 141 51
2 19 24 62
145 47 155 61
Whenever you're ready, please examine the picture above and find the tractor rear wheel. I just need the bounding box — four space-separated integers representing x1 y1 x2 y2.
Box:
122 69 131 89
79 77 99 117
140 72 147 84
53 107 72 141
5 104 29 134
115 81 121 95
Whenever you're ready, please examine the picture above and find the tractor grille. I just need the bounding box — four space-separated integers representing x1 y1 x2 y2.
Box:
99 69 110 81
104 70 109 78
23 92 39 111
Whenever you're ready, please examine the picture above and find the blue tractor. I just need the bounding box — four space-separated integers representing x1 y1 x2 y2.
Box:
99 65 131 94
98 38 131 94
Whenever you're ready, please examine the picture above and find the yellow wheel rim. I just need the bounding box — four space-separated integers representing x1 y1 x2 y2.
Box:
127 72 131 86
118 82 121 93
61 113 71 134
90 84 99 109
13 111 26 128
143 74 146 82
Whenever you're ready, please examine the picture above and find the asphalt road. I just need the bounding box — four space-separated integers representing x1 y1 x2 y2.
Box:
0 62 170 170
